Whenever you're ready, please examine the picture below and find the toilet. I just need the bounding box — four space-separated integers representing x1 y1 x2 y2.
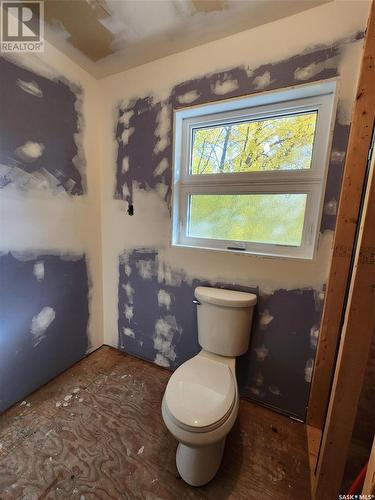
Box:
162 286 257 487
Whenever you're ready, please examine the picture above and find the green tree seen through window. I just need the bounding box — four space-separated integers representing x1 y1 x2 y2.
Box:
191 112 317 175
188 112 317 246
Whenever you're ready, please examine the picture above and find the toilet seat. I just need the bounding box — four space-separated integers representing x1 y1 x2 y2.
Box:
164 355 236 432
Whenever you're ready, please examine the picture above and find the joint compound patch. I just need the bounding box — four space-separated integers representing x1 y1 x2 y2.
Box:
124 304 134 320
154 353 171 368
31 306 55 346
155 182 169 201
154 158 169 177
17 79 43 98
154 104 171 154
310 326 320 349
153 315 181 367
269 385 282 396
157 289 171 310
119 110 134 126
123 327 135 338
177 90 200 104
136 260 154 280
122 157 129 173
304 358 314 383
33 261 45 281
324 199 337 216
250 387 261 396
294 57 338 81
211 78 239 95
330 151 345 163
259 309 274 328
255 345 269 361
254 371 264 387
16 141 44 162
253 71 272 89
121 127 135 146
123 283 134 303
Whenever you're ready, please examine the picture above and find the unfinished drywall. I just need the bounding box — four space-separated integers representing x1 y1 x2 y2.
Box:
99 1 369 420
43 0 331 78
0 57 85 194
118 248 258 369
0 253 89 412
114 59 352 232
118 248 323 417
0 45 103 411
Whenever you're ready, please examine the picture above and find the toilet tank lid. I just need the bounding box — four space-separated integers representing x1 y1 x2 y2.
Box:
195 287 257 308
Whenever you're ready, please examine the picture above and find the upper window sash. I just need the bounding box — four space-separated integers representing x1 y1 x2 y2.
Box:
174 88 336 187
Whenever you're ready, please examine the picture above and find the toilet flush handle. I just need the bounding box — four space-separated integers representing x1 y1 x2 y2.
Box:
192 299 201 305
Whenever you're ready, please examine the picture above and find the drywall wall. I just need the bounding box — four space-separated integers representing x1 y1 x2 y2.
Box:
0 253 89 410
0 42 103 412
98 1 370 419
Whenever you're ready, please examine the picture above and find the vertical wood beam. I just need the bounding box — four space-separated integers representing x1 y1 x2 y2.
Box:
307 0 375 429
363 437 375 495
314 145 375 498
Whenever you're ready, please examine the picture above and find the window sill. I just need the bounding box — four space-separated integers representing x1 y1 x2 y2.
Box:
171 242 315 262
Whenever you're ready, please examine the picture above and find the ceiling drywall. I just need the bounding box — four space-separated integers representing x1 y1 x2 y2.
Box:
43 0 333 79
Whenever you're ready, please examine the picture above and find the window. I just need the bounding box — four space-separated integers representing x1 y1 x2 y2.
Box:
171 81 337 259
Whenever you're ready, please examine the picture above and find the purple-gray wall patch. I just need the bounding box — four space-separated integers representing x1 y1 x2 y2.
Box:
118 249 322 419
0 57 86 195
118 249 258 369
237 288 324 419
0 253 90 412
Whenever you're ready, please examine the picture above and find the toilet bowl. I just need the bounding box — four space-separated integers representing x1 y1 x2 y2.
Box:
161 287 257 487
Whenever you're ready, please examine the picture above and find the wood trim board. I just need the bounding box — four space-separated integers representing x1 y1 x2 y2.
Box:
307 0 375 430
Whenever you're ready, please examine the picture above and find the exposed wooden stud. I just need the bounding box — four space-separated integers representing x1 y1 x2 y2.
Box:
307 425 322 472
314 141 375 498
307 424 322 495
363 437 375 495
307 0 375 429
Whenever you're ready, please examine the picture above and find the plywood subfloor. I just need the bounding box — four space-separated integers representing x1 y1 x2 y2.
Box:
0 346 311 499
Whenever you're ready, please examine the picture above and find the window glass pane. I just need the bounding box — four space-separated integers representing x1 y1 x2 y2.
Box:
187 193 307 246
191 112 317 175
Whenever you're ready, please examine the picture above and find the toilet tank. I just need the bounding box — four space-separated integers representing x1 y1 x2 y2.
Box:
195 287 257 357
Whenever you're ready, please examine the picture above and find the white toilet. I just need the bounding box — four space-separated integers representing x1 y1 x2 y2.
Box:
162 286 257 487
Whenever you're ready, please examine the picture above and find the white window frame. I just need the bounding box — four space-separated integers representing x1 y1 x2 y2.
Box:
171 81 338 260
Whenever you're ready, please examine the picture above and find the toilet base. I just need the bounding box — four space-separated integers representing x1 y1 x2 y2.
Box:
176 439 226 487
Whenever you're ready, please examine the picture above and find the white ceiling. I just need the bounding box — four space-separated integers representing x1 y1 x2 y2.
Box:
44 0 332 79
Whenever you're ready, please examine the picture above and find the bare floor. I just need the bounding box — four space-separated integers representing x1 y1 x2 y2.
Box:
0 347 311 499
